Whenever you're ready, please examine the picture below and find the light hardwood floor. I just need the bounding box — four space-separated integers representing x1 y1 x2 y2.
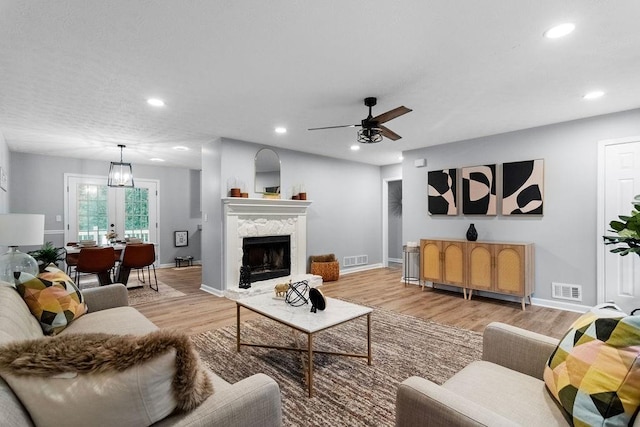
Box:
138 264 580 339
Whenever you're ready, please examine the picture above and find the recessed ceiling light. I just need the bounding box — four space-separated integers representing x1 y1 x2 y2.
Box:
350 145 360 151
150 158 165 162
544 23 575 39
147 98 165 107
398 156 404 161
583 90 605 100
173 146 189 151
275 127 287 134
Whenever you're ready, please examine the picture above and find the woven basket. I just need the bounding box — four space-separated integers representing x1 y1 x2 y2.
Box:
311 261 340 282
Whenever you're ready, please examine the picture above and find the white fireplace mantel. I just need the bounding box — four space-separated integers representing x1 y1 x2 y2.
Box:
222 198 312 294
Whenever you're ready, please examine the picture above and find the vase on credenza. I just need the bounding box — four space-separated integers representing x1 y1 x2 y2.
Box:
466 224 478 241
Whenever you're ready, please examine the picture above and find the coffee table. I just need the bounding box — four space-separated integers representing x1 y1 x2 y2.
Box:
236 292 372 397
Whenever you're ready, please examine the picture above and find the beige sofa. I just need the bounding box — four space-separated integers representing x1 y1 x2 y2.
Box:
0 283 282 427
396 322 640 427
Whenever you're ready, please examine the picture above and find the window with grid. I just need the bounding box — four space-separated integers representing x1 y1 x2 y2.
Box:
76 184 109 242
125 187 150 241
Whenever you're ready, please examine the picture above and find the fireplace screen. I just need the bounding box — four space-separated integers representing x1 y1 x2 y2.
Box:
242 235 291 282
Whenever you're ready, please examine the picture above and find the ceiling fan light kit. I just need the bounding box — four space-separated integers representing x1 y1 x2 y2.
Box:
309 97 412 144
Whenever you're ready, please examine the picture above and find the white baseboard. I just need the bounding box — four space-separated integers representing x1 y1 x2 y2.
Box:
340 263 384 275
388 258 402 264
530 297 590 313
200 284 224 297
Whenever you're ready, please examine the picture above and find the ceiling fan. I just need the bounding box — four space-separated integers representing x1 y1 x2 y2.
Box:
308 97 412 143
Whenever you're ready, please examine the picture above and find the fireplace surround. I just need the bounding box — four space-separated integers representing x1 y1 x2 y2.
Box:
222 198 312 294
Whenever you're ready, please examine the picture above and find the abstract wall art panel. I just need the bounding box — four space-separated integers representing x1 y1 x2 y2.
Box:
428 169 457 215
462 165 497 215
502 159 544 215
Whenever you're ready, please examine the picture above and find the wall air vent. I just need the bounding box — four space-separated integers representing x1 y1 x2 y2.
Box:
344 255 368 267
552 282 582 301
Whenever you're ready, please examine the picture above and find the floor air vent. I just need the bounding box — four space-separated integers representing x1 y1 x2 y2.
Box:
343 255 368 267
552 282 582 302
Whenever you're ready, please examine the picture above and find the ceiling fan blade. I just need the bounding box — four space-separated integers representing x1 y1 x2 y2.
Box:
308 124 360 131
379 125 402 141
373 106 412 125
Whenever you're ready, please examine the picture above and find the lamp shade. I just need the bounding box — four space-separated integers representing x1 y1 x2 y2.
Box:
0 214 45 246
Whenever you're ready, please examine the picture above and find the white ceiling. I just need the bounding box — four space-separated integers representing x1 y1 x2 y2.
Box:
1 1 639 169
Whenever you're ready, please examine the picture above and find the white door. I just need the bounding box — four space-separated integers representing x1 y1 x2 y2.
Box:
599 139 640 313
65 174 159 245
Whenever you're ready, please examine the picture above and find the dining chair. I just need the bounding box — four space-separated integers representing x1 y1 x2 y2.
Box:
65 243 79 276
119 244 158 291
74 247 116 288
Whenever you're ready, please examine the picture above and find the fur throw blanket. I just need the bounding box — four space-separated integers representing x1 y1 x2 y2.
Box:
0 330 213 412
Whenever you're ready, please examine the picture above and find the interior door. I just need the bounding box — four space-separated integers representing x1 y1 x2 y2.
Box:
602 140 640 313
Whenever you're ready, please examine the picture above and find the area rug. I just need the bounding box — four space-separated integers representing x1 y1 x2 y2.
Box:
79 276 185 306
191 308 482 426
126 281 185 306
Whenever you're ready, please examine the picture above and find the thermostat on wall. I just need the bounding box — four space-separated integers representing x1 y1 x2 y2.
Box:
414 158 427 168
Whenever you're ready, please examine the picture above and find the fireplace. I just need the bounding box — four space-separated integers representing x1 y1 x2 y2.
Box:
242 235 291 282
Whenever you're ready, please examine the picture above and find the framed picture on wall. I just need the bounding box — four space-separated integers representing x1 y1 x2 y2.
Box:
428 169 458 215
461 164 497 215
174 230 188 247
502 159 544 215
0 167 6 192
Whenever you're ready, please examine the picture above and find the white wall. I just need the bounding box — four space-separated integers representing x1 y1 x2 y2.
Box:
402 108 640 306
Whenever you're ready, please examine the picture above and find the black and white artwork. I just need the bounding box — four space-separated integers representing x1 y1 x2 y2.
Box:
428 169 457 215
502 159 544 215
462 165 497 215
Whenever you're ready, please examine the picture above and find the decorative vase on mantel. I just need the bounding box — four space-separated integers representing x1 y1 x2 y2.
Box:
466 223 478 241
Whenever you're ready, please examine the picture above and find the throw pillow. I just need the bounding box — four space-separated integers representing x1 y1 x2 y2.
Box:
543 306 640 427
14 263 87 335
0 330 213 427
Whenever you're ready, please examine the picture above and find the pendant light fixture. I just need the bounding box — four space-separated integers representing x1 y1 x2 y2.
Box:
108 144 134 187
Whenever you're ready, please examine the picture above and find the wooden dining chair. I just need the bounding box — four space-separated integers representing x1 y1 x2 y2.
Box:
119 244 158 291
74 247 116 288
64 244 79 276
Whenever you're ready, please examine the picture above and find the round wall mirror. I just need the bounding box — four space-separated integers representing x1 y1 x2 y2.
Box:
255 148 281 193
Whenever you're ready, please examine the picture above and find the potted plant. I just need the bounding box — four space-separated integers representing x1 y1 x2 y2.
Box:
28 242 66 272
603 194 640 257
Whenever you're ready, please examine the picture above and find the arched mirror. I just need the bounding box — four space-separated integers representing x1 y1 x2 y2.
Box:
254 148 281 193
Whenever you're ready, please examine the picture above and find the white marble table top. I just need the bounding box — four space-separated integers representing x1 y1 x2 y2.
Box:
236 292 372 334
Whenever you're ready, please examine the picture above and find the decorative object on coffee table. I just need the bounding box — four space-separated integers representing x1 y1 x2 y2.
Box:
285 280 309 307
274 281 290 298
239 265 251 289
309 288 326 313
466 223 478 241
0 214 45 283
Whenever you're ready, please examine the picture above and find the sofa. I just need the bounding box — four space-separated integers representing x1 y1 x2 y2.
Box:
396 321 640 426
0 283 283 427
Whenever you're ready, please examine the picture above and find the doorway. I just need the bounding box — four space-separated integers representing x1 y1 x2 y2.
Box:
382 177 402 267
64 174 159 246
597 136 640 313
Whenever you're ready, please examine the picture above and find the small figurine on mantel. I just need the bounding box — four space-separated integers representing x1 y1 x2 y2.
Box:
239 266 252 289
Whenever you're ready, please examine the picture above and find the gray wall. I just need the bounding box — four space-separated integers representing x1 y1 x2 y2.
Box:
0 131 8 214
402 108 640 306
201 139 223 290
200 137 383 292
8 152 202 264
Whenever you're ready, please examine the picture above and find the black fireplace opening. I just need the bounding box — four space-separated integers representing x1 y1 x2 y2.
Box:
242 235 291 282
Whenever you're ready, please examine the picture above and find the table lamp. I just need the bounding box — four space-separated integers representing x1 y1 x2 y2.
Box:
0 214 45 283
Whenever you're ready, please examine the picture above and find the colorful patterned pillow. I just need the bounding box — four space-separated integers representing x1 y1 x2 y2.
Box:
15 264 87 335
543 307 640 427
